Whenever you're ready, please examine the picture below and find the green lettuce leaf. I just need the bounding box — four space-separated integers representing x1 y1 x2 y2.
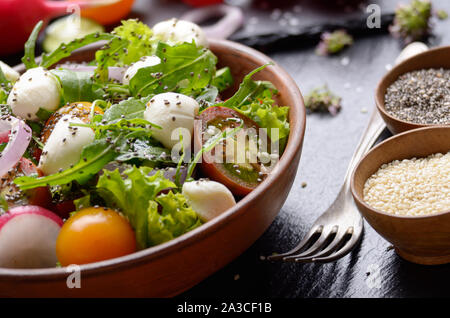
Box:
96 166 177 249
129 42 217 97
238 97 290 151
147 191 202 246
111 19 155 65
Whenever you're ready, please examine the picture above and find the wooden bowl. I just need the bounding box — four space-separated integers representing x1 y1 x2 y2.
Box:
0 39 306 296
351 126 450 265
375 46 450 134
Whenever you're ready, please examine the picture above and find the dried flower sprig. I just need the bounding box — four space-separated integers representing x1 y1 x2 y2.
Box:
304 86 342 116
389 0 432 44
315 30 353 56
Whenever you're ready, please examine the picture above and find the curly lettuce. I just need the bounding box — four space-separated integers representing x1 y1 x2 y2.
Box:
214 64 290 152
148 191 202 246
97 166 201 249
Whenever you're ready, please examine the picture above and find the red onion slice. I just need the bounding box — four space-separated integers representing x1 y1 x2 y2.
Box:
181 4 244 39
0 116 32 178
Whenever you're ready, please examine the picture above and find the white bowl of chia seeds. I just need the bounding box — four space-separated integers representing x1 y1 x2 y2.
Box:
376 45 450 134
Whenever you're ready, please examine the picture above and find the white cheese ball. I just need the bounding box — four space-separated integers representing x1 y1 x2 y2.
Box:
7 67 61 121
144 92 199 150
38 115 95 175
153 19 208 48
0 61 20 82
122 55 161 85
182 180 236 222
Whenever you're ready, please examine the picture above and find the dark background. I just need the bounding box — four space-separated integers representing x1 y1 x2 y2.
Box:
4 0 450 298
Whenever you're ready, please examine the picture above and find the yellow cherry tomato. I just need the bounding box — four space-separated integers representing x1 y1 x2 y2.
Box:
72 0 136 26
56 207 136 266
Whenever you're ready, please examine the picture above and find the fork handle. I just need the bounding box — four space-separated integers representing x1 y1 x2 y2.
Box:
344 109 386 186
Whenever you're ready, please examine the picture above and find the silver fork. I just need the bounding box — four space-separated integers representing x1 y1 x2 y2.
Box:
268 109 386 263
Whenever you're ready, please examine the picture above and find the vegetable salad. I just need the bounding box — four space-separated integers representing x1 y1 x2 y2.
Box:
0 18 290 268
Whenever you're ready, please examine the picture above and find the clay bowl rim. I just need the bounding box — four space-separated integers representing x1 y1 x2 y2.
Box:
0 38 306 278
375 45 450 130
350 125 450 220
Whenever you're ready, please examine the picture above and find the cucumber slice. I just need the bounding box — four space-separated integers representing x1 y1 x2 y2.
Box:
43 16 104 53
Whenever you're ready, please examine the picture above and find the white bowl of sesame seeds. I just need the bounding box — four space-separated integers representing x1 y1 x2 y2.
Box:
351 126 450 265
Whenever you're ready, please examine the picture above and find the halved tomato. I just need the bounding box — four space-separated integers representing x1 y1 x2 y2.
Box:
0 158 52 209
194 107 272 196
40 102 103 144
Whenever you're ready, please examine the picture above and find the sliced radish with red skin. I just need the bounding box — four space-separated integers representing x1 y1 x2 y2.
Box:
0 206 62 269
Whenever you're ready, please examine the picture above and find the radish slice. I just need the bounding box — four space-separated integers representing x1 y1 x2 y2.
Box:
0 206 63 269
0 116 32 178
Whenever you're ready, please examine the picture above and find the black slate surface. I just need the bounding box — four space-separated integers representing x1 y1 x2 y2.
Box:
3 0 450 298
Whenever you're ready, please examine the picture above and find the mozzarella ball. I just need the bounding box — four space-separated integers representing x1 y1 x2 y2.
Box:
153 19 208 48
182 180 236 222
0 61 20 82
122 56 161 85
144 92 199 150
39 115 95 175
7 67 61 121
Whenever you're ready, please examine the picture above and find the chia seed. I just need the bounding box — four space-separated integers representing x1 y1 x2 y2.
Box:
384 68 450 125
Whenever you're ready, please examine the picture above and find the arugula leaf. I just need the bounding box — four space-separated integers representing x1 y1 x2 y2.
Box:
14 138 117 190
36 107 53 121
212 67 233 91
147 191 202 246
94 36 129 82
40 32 116 69
215 63 274 108
102 97 149 122
22 21 43 69
129 42 217 97
196 86 219 111
97 166 175 249
186 122 244 180
115 138 169 163
51 69 104 103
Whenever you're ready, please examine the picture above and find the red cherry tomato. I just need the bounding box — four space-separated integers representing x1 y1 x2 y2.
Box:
182 0 223 7
0 158 52 209
56 207 137 266
194 107 270 196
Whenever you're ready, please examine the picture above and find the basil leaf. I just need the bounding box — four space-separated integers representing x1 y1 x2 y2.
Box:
40 32 116 69
129 42 217 97
22 21 43 69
